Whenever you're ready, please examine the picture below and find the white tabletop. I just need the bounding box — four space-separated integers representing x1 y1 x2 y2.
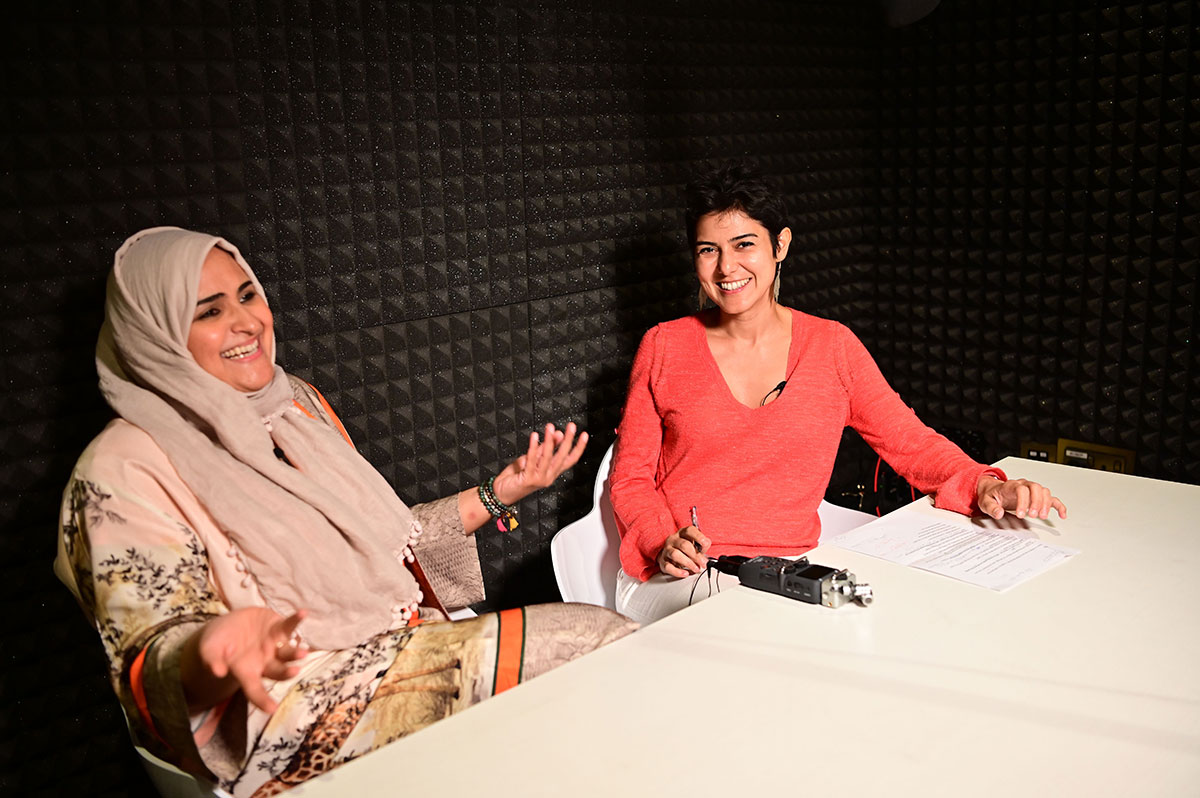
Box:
294 458 1200 797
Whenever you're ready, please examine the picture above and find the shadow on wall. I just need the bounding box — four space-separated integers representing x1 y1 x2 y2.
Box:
13 276 160 795
530 232 693 603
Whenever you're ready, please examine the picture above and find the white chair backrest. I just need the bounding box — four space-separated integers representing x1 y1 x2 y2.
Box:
135 745 230 798
120 706 229 798
816 498 877 540
550 442 876 609
550 443 621 609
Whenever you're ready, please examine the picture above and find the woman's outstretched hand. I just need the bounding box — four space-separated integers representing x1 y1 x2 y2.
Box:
976 476 1068 521
180 608 309 715
491 422 588 505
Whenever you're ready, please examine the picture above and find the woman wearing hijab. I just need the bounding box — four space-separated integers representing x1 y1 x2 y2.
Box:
56 227 636 797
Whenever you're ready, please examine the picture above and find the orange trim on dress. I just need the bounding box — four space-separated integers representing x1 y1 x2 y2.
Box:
129 645 166 745
291 400 316 420
493 608 525 695
304 382 354 446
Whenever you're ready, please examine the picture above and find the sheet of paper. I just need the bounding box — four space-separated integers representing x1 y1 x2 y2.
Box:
823 510 1078 591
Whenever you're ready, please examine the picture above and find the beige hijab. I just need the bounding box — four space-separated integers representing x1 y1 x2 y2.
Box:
97 226 420 650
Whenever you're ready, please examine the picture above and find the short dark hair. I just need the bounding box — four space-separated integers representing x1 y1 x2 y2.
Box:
684 162 789 254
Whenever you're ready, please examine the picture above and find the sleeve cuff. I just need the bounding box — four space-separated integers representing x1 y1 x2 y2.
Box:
932 464 1008 515
126 620 232 783
412 495 486 609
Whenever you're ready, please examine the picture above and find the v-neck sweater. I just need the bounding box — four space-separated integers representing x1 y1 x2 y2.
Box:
610 309 1004 581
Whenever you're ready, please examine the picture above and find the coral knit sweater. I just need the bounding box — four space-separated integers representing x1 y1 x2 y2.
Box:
610 309 1005 581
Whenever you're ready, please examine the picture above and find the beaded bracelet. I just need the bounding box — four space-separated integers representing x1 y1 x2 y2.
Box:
477 477 506 515
478 476 519 532
480 479 518 532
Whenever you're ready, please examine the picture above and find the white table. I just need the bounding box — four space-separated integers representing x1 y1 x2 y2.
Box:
294 458 1200 797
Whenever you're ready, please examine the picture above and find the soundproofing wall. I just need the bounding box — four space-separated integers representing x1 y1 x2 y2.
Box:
867 1 1199 485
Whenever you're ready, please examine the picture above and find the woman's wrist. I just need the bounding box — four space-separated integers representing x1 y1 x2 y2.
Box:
977 473 1003 489
975 472 1004 505
179 624 237 713
478 477 520 532
457 488 493 535
489 473 523 507
478 477 515 513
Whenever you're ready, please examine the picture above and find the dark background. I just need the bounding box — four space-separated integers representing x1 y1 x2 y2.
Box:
2 1 1196 794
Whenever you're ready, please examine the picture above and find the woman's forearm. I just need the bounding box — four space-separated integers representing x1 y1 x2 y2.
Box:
457 487 494 535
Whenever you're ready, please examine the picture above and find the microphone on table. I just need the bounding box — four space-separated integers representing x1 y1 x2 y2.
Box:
709 555 873 608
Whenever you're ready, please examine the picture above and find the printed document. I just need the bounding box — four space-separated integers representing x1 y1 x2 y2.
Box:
822 506 1077 591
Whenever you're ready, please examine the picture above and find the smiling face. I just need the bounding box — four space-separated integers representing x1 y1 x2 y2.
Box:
186 247 276 392
694 209 792 317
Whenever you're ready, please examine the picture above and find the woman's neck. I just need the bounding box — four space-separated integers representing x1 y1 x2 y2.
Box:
711 301 790 345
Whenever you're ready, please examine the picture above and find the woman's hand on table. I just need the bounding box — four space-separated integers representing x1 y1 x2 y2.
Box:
491 422 588 505
180 607 309 715
977 476 1067 521
656 525 710 578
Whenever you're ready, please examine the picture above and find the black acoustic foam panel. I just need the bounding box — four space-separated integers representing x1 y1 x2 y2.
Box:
868 1 1199 483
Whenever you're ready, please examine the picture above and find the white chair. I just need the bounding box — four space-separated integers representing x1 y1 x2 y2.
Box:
815 496 879 539
134 745 230 798
121 706 230 798
551 444 622 609
550 443 876 608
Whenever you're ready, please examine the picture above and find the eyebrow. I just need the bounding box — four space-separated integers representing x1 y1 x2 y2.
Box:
196 280 253 306
695 232 758 247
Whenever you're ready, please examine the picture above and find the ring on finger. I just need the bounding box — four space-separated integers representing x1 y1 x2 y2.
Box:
276 632 301 651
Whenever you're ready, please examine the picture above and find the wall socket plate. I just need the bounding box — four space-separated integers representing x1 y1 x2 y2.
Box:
1020 441 1057 462
1056 438 1136 473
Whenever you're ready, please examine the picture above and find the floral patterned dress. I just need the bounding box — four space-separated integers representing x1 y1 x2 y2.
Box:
56 378 636 796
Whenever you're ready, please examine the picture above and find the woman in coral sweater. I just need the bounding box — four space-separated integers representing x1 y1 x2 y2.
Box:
609 164 1066 624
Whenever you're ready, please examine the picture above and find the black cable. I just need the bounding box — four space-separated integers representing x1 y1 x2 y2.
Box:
687 567 708 606
760 380 787 407
687 559 735 607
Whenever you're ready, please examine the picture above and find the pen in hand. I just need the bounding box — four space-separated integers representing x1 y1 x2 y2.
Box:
690 505 703 555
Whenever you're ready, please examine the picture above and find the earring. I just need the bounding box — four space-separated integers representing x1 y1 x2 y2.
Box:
697 285 709 310
772 262 781 302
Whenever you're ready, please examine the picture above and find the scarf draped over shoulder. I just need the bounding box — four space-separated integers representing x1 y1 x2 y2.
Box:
96 226 421 649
